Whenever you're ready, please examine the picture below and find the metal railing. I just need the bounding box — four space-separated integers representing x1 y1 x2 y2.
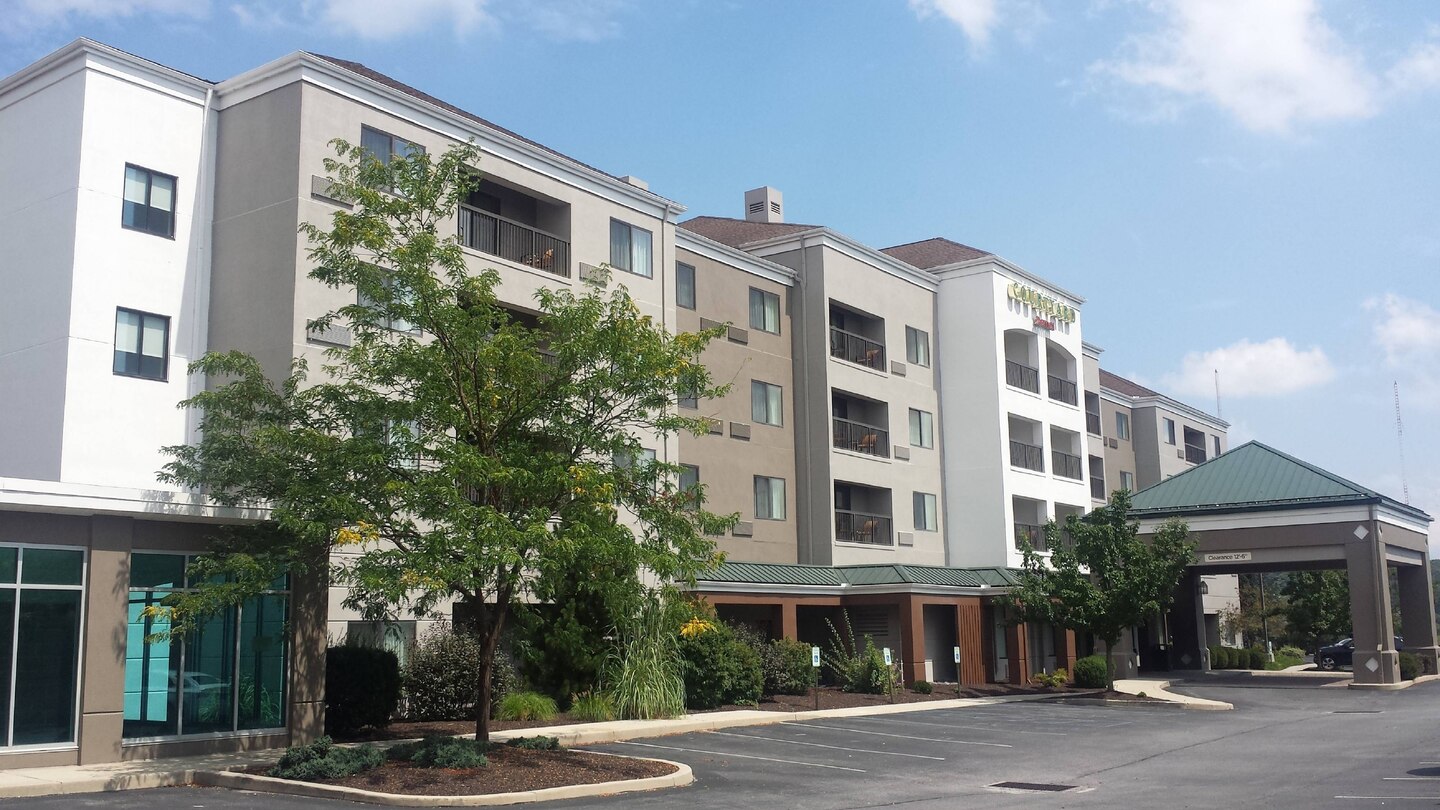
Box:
1010 440 1045 472
1014 522 1046 551
835 509 893 545
1048 375 1078 406
1006 360 1040 393
1184 444 1207 464
1052 450 1083 480
458 204 571 278
833 417 889 457
1091 476 1106 501
829 326 886 370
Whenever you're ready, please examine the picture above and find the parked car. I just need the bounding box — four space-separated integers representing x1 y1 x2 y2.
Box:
1316 637 1404 670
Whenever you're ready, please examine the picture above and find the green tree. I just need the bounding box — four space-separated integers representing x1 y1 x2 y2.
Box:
1005 490 1195 690
159 139 733 740
1281 570 1350 651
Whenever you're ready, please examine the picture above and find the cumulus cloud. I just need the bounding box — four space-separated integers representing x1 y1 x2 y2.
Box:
0 0 207 36
311 0 491 39
910 0 999 48
1366 293 1440 366
1162 337 1336 399
1388 30 1440 94
1089 0 1377 134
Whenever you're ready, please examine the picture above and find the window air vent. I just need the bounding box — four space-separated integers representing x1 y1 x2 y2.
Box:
732 521 754 537
749 202 764 214
771 201 781 214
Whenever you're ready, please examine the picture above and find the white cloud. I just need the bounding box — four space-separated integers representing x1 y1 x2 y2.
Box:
314 0 491 39
1388 30 1440 94
1 0 207 36
1089 0 1377 133
910 0 999 48
1366 293 1440 366
506 0 626 43
1162 337 1336 398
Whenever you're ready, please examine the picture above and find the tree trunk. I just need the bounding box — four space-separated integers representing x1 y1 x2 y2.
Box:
473 602 509 743
1102 636 1116 692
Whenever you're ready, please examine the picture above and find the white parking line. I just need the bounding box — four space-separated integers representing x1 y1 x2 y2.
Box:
611 741 867 773
1335 796 1440 801
706 730 947 760
850 715 1068 736
786 722 1012 748
1383 777 1440 781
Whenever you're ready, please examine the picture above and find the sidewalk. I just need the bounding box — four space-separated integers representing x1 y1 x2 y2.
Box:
1112 678 1234 710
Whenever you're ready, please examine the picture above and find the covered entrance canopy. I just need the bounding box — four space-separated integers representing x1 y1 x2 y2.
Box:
1130 441 1436 685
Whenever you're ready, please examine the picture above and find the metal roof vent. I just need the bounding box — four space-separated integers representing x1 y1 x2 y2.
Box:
744 186 783 223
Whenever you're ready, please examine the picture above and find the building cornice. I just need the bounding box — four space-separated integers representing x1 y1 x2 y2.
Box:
739 229 940 292
0 477 267 524
0 38 211 114
213 52 684 221
688 580 1000 598
1100 386 1229 430
927 255 1086 306
677 229 796 287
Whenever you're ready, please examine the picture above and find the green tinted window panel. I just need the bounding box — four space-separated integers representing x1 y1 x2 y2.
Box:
21 548 84 586
129 553 186 589
0 548 15 584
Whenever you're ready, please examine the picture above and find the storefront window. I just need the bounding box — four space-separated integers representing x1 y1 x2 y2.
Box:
0 545 85 748
123 553 288 739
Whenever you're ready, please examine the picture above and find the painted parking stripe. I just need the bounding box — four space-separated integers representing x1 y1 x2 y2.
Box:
1384 777 1440 781
706 730 947 760
849 715 1068 736
784 722 1012 748
1335 796 1440 801
611 741 867 773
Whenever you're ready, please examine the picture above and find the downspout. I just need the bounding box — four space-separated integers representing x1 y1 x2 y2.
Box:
795 236 813 564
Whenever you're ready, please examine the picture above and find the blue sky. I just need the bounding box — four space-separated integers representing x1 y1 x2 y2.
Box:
6 0 1440 531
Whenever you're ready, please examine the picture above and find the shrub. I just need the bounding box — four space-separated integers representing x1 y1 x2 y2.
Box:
389 736 488 769
1215 647 1232 669
402 622 482 721
767 638 820 696
1277 645 1306 661
1249 647 1267 670
1207 645 1221 670
267 736 384 781
569 691 615 722
606 600 685 720
1399 652 1420 681
505 735 562 751
1030 669 1068 689
325 645 401 736
822 613 895 695
497 691 558 723
912 680 933 695
678 620 764 709
1073 655 1108 688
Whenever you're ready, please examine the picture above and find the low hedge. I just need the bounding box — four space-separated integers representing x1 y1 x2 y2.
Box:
1072 655 1107 688
325 646 401 736
268 736 384 781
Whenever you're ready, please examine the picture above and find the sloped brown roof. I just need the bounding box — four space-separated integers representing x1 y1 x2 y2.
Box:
311 54 652 192
1099 369 1162 399
679 216 821 248
880 237 992 269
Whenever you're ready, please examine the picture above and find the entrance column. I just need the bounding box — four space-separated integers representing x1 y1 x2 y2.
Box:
957 600 985 685
1348 535 1400 684
899 596 926 686
778 601 798 641
1007 622 1030 685
1108 627 1138 681
1169 571 1209 671
1397 556 1439 677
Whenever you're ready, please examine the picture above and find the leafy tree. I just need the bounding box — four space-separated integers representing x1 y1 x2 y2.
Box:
1281 570 1350 651
1005 490 1195 690
159 139 733 740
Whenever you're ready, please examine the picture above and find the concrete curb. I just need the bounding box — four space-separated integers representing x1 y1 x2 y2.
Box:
1111 680 1234 711
1349 673 1440 691
194 753 692 806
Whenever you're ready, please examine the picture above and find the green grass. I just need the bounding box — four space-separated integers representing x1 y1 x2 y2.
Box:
496 691 559 722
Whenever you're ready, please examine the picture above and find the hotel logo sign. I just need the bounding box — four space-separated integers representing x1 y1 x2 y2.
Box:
1008 282 1077 324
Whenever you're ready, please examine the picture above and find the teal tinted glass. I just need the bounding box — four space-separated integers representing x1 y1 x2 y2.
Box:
129 553 186 589
20 548 83 586
0 547 16 584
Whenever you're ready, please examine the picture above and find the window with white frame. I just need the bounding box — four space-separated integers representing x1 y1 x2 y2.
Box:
678 464 700 510
0 545 85 748
751 381 783 426
1115 412 1131 441
754 476 786 520
676 262 696 310
1164 418 1176 445
360 126 423 167
1213 435 1222 456
1119 470 1135 491
114 308 169 381
358 276 419 334
909 408 934 448
905 326 930 367
913 492 937 531
122 164 176 237
749 288 780 334
610 219 653 277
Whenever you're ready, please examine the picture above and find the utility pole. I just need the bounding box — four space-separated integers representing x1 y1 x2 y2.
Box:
1214 369 1222 419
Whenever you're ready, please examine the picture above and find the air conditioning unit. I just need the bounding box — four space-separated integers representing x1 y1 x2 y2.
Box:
1107 438 1119 449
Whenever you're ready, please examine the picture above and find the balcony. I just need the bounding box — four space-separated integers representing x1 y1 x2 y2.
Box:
1006 360 1040 394
833 416 889 458
835 509 893 546
830 326 886 371
1014 522 1046 551
1048 375 1078 406
1010 440 1045 472
1052 449 1083 480
458 204 571 278
1185 444 1207 464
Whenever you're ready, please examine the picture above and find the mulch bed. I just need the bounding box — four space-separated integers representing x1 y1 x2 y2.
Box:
273 747 677 797
336 717 574 742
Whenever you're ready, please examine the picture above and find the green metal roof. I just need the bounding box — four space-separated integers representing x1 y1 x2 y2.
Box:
695 561 1021 590
1129 441 1431 522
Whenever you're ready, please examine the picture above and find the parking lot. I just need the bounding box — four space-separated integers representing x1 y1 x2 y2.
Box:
10 681 1440 809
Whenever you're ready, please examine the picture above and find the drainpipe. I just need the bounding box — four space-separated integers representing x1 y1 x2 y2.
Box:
795 236 813 564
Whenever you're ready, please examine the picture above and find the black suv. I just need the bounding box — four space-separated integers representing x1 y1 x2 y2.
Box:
1316 637 1404 670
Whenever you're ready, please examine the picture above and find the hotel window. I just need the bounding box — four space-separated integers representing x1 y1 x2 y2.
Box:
122 165 176 237
358 276 419 334
123 553 289 739
1120 470 1135 492
1115 412 1131 441
1164 418 1176 445
360 126 423 167
114 308 169 381
909 408 934 449
754 476 786 520
678 464 700 510
677 384 698 410
676 262 696 310
913 492 938 531
749 288 780 334
751 381 783 426
610 219 653 278
905 326 931 367
1213 435 1222 456
0 545 85 748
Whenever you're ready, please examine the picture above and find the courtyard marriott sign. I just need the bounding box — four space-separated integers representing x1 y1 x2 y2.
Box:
1008 282 1077 324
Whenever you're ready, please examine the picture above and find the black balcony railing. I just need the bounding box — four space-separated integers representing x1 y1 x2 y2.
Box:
1091 476 1106 501
1048 375 1078 406
458 204 571 278
1006 360 1040 393
833 417 889 458
1052 450 1083 480
830 326 886 370
835 509 892 545
1014 522 1046 551
1086 411 1102 436
1010 440 1045 472
1184 444 1207 464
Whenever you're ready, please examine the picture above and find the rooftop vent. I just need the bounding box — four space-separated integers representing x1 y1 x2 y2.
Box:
744 186 783 224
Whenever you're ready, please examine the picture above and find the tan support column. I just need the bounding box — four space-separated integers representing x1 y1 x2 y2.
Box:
900 596 926 686
288 549 330 744
1060 629 1078 678
1348 531 1399 684
79 517 133 765
1397 557 1439 677
958 600 985 685
779 601 798 641
1007 622 1029 685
